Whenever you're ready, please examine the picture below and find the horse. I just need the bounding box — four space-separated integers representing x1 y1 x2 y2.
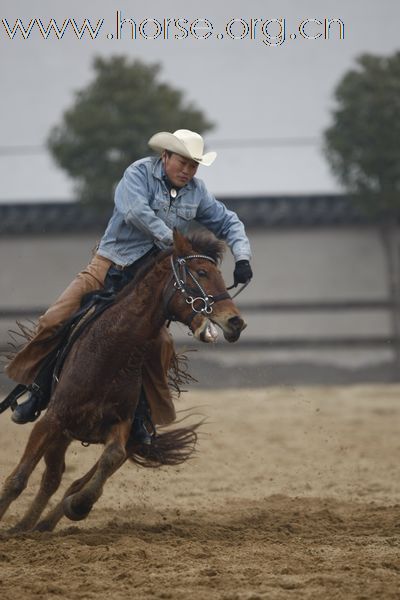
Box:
0 229 246 532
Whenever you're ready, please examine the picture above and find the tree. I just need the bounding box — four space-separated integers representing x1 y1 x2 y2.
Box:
47 56 214 207
323 51 400 367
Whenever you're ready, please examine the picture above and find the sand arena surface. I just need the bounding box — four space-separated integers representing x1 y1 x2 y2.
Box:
1 385 400 599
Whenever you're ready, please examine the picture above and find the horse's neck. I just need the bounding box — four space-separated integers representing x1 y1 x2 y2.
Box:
117 262 169 338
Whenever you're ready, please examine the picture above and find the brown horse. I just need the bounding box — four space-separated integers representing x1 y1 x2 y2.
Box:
0 230 246 532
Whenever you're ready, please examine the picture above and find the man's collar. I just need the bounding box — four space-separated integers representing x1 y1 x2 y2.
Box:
152 157 164 181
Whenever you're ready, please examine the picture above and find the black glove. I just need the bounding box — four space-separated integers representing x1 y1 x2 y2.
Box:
233 260 253 286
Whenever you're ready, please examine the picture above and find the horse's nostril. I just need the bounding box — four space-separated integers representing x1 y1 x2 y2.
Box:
228 316 244 329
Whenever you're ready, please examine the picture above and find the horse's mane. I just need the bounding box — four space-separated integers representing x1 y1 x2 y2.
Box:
188 231 226 264
116 231 226 302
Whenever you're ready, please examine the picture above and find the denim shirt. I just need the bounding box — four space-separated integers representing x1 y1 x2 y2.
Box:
97 156 252 267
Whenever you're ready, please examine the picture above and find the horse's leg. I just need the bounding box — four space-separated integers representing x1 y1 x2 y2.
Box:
0 416 58 522
35 461 99 532
63 420 131 522
10 434 71 532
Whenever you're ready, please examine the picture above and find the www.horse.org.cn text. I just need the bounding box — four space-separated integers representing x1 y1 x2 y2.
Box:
1 14 345 46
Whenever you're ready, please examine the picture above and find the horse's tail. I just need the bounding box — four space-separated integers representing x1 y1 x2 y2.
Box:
126 418 204 468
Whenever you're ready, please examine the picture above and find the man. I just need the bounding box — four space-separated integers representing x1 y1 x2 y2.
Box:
7 129 253 437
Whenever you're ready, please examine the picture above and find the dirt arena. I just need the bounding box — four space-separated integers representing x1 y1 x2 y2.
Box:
1 384 400 599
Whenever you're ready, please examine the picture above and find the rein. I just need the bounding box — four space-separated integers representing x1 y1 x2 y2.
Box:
164 254 231 325
226 280 250 299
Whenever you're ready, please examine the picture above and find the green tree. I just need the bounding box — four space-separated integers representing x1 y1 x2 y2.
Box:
323 51 400 366
47 56 214 207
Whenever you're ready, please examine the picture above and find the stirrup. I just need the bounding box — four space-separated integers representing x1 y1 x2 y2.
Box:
28 383 46 418
132 390 156 445
132 416 153 446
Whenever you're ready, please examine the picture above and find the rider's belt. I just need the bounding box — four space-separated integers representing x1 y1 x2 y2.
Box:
113 263 127 271
113 261 141 277
112 246 160 276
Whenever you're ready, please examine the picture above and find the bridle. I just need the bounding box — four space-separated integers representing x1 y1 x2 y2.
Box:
164 253 245 326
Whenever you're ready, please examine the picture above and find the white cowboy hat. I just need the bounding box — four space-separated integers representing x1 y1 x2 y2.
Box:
148 129 217 166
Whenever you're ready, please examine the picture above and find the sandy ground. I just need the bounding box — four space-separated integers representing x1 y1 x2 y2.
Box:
1 384 400 599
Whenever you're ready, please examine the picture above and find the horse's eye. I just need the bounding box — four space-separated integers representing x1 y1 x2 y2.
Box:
197 269 207 277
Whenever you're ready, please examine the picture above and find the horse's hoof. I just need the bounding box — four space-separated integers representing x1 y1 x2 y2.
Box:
63 496 92 521
35 520 55 533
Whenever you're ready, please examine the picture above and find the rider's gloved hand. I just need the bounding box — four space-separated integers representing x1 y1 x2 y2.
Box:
233 260 253 286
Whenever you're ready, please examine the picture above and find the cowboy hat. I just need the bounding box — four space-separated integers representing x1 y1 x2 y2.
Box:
148 129 217 166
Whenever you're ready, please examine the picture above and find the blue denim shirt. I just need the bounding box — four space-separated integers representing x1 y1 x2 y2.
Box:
98 156 252 267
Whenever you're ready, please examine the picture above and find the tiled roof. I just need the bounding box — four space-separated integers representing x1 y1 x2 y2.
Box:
0 195 370 234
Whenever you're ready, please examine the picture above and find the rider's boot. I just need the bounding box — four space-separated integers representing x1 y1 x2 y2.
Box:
131 388 155 446
11 358 55 425
11 383 48 424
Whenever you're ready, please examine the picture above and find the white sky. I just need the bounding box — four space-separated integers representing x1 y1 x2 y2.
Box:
0 0 399 201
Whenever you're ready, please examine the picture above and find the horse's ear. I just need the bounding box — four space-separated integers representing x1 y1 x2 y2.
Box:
173 228 192 256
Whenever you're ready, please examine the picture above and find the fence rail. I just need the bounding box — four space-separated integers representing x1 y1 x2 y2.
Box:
0 299 393 319
0 299 394 353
